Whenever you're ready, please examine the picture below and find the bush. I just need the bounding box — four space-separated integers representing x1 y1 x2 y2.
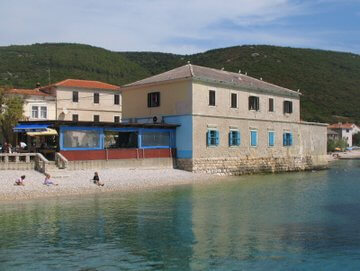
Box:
327 138 347 152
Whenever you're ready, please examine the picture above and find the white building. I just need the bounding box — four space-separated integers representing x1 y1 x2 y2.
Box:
327 123 360 147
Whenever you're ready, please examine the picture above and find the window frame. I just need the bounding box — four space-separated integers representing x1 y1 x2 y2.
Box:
250 130 258 147
147 92 160 107
283 132 293 146
249 96 260 111
31 106 39 119
269 98 274 112
209 90 216 106
229 130 241 147
94 93 100 104
283 100 293 114
93 115 100 122
72 114 79 122
206 129 219 147
231 93 237 108
72 91 79 103
114 116 120 123
114 94 120 105
268 131 275 147
40 106 47 119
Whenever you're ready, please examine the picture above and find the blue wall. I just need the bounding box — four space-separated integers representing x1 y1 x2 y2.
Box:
164 115 193 159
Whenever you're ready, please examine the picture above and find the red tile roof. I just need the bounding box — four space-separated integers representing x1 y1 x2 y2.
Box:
328 123 355 129
6 88 52 96
40 79 120 91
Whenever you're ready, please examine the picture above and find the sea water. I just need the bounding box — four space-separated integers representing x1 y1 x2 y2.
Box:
1 160 360 270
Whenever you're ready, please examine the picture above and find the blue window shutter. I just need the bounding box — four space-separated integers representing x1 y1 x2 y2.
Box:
237 132 241 146
251 131 257 146
206 131 210 146
215 131 219 146
283 133 286 146
289 133 293 146
229 131 233 146
269 132 274 146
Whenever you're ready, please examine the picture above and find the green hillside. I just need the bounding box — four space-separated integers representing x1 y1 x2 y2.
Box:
1 43 360 123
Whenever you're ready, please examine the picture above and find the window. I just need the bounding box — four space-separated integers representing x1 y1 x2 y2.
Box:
72 91 78 103
72 114 79 122
114 116 120 123
268 131 275 147
40 106 47 119
148 92 160 107
231 93 237 108
114 94 120 105
250 130 258 147
142 132 170 147
209 90 216 106
284 101 293 114
283 132 293 146
31 106 39 118
94 93 99 104
346 129 350 133
269 98 274 112
229 130 240 146
63 129 101 149
104 131 138 149
249 96 260 111
93 115 100 122
207 130 219 146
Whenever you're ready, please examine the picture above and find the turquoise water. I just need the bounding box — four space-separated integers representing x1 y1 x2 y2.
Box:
1 161 360 270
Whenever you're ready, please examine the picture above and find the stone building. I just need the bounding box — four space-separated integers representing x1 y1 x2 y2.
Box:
121 64 328 175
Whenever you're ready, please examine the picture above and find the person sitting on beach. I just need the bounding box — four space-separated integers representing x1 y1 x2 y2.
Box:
92 172 104 186
43 173 58 186
14 175 26 186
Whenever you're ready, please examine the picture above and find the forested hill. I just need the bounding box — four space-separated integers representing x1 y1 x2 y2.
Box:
1 43 360 123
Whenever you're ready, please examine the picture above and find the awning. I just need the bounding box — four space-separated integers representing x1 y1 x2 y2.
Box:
13 124 49 132
27 128 58 137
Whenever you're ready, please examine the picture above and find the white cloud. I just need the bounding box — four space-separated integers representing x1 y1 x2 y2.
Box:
0 0 357 54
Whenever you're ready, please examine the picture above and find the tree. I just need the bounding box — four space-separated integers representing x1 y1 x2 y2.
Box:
0 87 24 144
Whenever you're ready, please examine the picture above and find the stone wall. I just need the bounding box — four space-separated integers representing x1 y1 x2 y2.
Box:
177 155 328 175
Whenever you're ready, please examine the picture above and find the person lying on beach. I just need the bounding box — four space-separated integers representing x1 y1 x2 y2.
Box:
14 175 26 186
43 173 58 186
92 172 104 186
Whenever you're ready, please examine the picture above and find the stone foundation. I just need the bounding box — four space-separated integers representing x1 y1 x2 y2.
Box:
176 155 328 175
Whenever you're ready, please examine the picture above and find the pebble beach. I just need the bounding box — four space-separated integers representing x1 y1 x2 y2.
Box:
0 168 220 202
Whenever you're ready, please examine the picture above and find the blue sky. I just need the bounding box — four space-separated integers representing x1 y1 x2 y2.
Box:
0 0 359 54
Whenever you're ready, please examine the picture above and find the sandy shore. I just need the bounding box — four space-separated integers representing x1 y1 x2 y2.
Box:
0 168 221 202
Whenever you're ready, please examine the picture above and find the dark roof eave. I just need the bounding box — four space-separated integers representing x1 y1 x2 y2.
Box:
18 120 179 129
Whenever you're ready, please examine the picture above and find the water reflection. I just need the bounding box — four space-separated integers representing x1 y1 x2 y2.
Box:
1 161 360 270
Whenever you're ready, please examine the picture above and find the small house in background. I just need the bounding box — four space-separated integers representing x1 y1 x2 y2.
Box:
7 79 122 123
39 79 122 122
6 88 56 120
327 123 360 147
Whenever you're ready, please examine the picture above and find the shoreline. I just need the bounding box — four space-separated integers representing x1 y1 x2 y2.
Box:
0 168 222 203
